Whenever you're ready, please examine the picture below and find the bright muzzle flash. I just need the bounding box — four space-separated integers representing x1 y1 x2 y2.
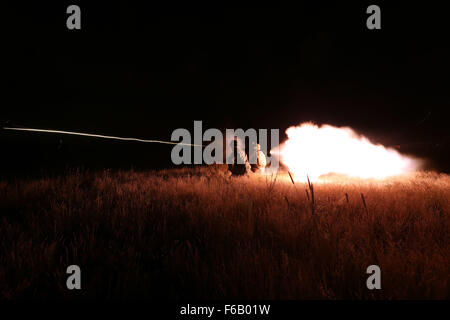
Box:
272 122 421 182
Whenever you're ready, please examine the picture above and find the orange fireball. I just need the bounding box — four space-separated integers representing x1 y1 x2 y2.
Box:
272 123 421 182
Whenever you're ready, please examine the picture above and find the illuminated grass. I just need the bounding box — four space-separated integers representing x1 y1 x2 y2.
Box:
0 168 448 299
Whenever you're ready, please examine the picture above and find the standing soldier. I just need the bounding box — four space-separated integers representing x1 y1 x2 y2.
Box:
227 139 251 176
250 143 267 174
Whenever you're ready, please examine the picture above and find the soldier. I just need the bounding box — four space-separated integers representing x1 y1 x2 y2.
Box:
227 139 251 176
250 143 267 174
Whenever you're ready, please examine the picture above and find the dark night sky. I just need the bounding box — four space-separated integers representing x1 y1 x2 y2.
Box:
2 1 450 175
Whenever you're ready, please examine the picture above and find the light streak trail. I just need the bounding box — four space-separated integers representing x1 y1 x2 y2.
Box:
3 127 204 147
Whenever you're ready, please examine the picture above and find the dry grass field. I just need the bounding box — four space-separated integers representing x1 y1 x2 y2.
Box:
0 166 448 299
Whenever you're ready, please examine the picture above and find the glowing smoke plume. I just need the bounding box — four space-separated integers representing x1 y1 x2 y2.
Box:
272 123 421 182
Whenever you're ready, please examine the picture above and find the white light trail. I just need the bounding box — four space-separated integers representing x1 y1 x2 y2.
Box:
3 127 204 147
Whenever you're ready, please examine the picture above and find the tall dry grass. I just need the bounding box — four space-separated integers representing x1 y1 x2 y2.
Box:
0 167 448 299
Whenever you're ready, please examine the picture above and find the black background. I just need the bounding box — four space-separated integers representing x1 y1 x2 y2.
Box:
2 1 449 176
